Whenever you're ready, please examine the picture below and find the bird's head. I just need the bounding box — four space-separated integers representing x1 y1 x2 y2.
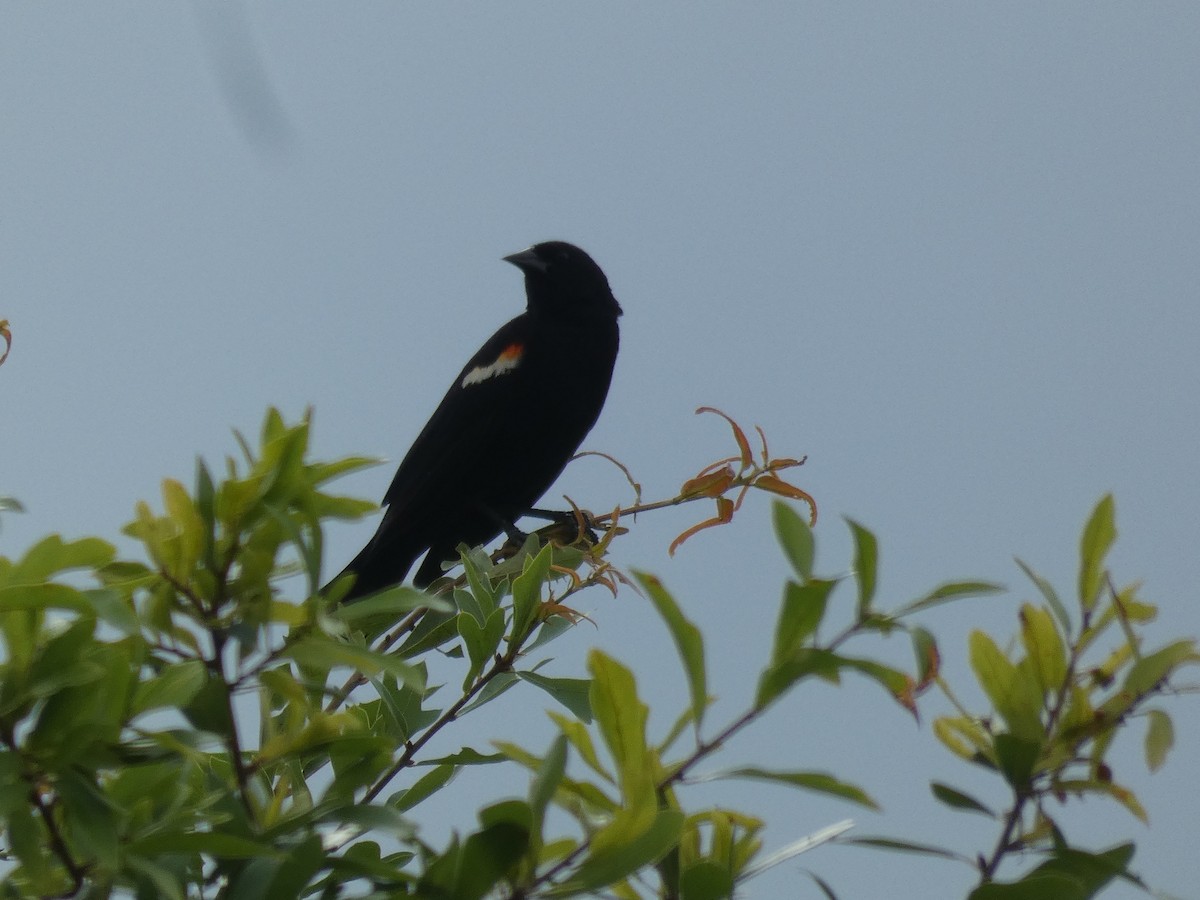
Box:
504 241 623 319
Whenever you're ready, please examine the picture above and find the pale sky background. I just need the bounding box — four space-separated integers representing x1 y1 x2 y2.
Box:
3 5 1198 898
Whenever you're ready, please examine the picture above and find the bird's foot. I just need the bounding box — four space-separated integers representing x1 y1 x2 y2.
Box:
527 506 599 547
502 520 530 547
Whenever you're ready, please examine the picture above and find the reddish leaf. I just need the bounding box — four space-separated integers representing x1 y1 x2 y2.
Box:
669 497 735 556
753 475 818 524
697 406 754 470
765 456 808 471
540 602 595 627
680 467 735 499
755 424 771 464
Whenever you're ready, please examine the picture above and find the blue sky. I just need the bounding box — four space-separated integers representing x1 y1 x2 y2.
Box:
3 5 1198 897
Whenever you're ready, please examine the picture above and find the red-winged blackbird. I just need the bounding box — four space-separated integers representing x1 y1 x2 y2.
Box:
332 241 622 599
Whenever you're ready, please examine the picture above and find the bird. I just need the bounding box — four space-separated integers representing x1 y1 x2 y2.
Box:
331 241 622 600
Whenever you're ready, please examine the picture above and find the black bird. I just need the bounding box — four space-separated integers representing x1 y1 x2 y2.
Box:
333 241 622 599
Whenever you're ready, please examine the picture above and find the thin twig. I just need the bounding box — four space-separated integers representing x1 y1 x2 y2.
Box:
210 629 257 824
522 604 881 896
324 607 429 714
979 608 1089 880
362 650 514 804
29 784 88 896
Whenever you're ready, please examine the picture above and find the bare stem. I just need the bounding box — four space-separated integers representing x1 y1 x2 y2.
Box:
29 784 88 896
362 648 514 804
210 629 257 824
979 608 1090 881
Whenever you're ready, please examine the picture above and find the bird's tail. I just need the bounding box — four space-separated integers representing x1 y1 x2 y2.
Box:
324 518 423 603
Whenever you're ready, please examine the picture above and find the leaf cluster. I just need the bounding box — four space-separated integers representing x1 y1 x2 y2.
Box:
908 496 1199 899
0 411 1192 900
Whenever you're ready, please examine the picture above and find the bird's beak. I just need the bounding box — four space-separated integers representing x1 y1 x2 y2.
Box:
503 247 548 273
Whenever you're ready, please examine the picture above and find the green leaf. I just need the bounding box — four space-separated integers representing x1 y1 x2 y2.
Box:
318 801 416 841
307 455 383 487
195 457 217 562
635 571 707 731
0 752 25 817
310 494 377 521
459 549 499 618
0 582 92 614
284 637 424 690
930 782 994 817
58 769 120 869
756 647 841 711
516 671 593 722
716 767 877 809
132 660 207 716
392 763 457 812
968 630 1043 742
509 542 553 646
332 586 449 623
12 534 115 583
181 673 235 734
932 716 993 761
547 711 614 784
680 860 735 900
770 579 834 664
897 581 1003 616
836 656 917 715
27 617 102 698
161 478 203 579
845 518 877 615
458 609 506 689
396 609 459 657
1016 558 1072 633
773 501 814 582
85 588 141 635
807 871 841 900
494 740 617 813
569 808 685 892
130 831 277 859
1052 778 1148 823
587 650 658 862
428 819 530 900
480 798 534 831
911 626 939 685
1019 604 1067 696
327 736 396 796
5 803 52 888
28 643 134 764
458 670 520 715
843 836 964 861
588 650 652 804
1030 843 1140 895
530 735 567 848
968 873 1088 900
258 714 374 768
453 582 487 627
227 834 325 900
525 614 574 653
417 747 506 767
1120 639 1198 697
994 733 1040 791
657 704 701 756
1079 494 1116 611
1144 709 1173 772
125 856 186 900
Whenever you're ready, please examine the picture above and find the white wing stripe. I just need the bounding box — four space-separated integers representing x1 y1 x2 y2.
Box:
461 343 524 388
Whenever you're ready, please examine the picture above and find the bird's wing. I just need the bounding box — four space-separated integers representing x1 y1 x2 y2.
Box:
382 314 530 515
